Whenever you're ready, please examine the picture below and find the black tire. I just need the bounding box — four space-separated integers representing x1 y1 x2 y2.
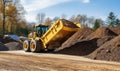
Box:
30 40 41 52
23 40 30 52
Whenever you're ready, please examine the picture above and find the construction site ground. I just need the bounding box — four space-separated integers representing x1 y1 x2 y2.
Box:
0 51 120 71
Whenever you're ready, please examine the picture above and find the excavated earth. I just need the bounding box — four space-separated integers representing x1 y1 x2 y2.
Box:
109 26 120 35
61 19 79 28
56 26 120 62
87 35 120 62
55 27 93 51
56 27 118 57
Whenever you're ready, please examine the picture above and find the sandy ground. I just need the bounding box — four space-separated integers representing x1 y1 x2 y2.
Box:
0 51 120 71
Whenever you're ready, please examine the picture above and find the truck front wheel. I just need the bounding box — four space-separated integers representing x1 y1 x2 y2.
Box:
30 40 41 52
23 40 30 52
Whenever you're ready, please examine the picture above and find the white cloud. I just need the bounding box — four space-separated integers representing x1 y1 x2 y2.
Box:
21 0 90 22
22 0 71 12
81 0 90 3
21 0 71 22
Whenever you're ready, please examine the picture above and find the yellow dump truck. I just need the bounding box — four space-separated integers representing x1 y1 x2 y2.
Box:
23 19 81 52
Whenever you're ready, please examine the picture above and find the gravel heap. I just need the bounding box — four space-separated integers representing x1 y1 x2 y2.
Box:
5 42 23 51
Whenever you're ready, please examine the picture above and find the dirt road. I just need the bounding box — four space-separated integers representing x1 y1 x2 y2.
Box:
0 51 120 71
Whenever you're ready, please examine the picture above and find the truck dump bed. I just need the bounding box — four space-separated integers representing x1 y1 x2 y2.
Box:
41 19 80 49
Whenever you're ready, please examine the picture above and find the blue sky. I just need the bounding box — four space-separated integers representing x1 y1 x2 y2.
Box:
21 0 120 22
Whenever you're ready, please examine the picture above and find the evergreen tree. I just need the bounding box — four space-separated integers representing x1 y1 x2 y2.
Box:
107 12 117 27
93 19 101 30
116 19 120 26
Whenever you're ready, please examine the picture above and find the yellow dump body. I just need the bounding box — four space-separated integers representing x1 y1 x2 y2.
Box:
41 19 80 49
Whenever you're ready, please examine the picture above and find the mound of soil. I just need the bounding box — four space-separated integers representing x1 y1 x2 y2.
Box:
56 27 117 56
61 19 79 28
86 26 118 47
109 26 120 35
87 35 120 62
87 26 117 40
5 42 23 51
55 27 93 51
56 38 98 55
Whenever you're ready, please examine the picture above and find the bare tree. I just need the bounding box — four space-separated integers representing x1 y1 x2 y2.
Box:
61 14 67 19
75 14 81 23
75 15 88 25
87 17 95 27
14 0 26 21
81 15 87 25
36 13 45 24
69 15 76 22
53 16 60 22
44 17 52 26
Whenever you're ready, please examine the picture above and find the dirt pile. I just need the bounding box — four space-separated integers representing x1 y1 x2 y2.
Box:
88 35 120 62
109 26 120 35
55 39 98 55
61 19 79 28
87 27 117 40
86 27 118 47
5 42 23 51
55 27 93 51
56 27 117 56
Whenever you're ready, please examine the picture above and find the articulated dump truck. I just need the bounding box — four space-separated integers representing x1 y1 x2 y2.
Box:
23 19 81 52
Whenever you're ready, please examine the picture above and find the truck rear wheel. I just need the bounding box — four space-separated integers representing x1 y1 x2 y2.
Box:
30 40 41 52
23 40 30 52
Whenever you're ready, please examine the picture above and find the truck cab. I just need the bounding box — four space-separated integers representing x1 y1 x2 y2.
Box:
35 24 49 37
